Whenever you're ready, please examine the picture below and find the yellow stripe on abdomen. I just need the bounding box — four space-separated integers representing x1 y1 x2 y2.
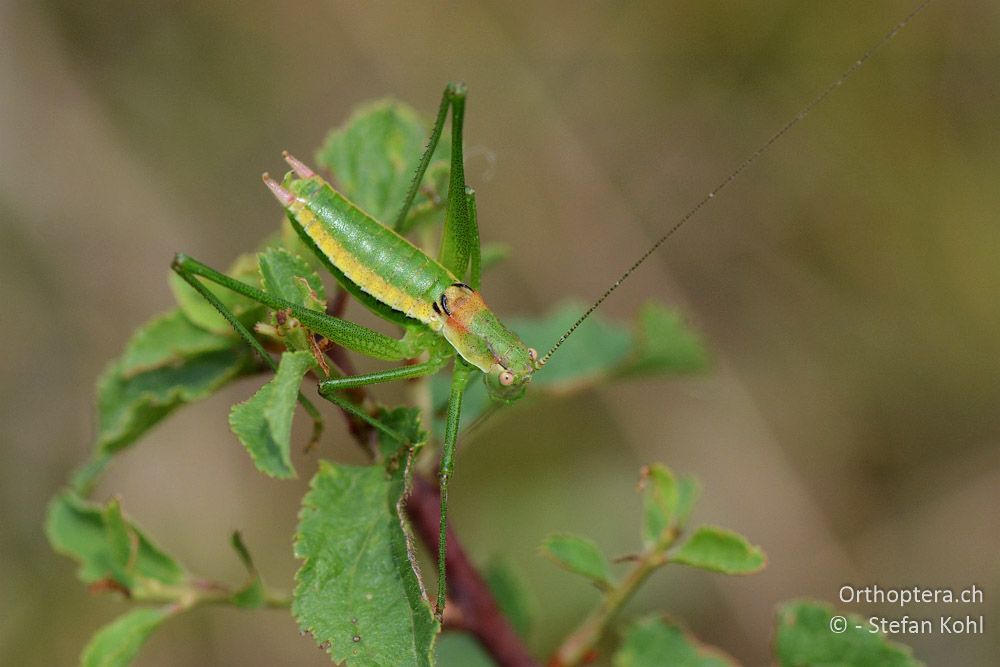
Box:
298 209 436 324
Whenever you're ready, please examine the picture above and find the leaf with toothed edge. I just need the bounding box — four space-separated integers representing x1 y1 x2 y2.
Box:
45 491 185 589
540 534 615 590
169 253 265 335
256 247 327 352
229 350 317 479
669 525 766 575
316 99 451 228
775 600 924 667
94 312 253 457
258 246 326 309
81 606 178 667
375 406 427 460
116 310 237 378
613 615 737 667
294 458 438 666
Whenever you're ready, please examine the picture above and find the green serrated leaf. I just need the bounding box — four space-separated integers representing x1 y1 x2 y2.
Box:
484 558 534 640
279 218 326 272
540 534 614 590
95 307 253 456
46 492 184 588
117 310 237 377
375 406 427 460
619 301 709 377
168 254 263 335
229 350 315 479
775 600 924 667
97 343 252 456
316 99 450 226
294 460 438 666
258 246 326 309
614 615 736 667
669 525 766 575
81 606 176 667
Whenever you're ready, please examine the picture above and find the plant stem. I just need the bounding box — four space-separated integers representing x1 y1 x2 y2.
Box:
325 329 540 667
131 579 291 610
550 536 674 666
407 474 539 667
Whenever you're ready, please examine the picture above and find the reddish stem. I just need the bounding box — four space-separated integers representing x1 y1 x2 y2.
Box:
321 288 538 665
407 474 540 667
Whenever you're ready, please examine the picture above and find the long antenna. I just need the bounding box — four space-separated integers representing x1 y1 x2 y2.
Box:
541 0 935 366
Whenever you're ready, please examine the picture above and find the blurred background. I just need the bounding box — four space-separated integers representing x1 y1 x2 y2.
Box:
2 1 998 665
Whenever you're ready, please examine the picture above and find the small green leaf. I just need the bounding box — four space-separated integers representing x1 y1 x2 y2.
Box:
46 492 184 588
375 406 427 459
117 310 237 377
484 558 534 640
169 254 263 335
642 464 679 549
512 302 632 389
316 100 450 225
294 460 438 666
641 465 701 550
775 600 924 667
229 530 255 571
95 314 252 455
230 575 265 609
103 498 135 583
670 525 766 575
257 248 327 352
229 531 265 609
229 350 316 479
619 301 709 377
614 615 736 667
258 247 326 308
540 534 614 590
81 606 176 667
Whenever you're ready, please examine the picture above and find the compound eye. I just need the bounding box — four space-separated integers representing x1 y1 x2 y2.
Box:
527 348 538 362
498 370 515 386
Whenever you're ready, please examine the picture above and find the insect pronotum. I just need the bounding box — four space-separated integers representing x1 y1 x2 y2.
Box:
171 0 934 620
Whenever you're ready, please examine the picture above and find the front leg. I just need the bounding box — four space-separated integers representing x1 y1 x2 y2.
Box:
172 253 413 362
317 359 447 446
435 359 475 619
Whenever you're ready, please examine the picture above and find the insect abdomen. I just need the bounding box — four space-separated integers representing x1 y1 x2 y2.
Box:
288 177 457 324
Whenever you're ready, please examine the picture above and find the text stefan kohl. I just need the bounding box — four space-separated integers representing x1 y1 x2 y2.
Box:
868 615 984 635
